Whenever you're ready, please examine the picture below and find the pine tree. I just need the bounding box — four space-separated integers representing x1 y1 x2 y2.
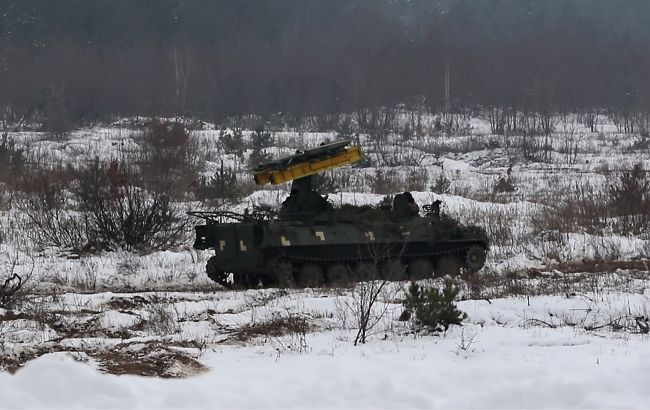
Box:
403 280 467 331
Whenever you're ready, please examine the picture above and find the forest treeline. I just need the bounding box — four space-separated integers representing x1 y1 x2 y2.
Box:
1 0 649 127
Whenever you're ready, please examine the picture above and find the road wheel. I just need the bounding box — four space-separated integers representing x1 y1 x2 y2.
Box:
379 259 406 281
273 259 294 288
206 256 229 286
232 273 247 288
298 263 325 288
465 246 487 273
407 258 433 280
326 263 354 287
247 273 263 288
435 255 462 276
355 262 378 281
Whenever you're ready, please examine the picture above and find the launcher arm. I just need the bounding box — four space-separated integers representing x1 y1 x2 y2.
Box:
253 140 363 185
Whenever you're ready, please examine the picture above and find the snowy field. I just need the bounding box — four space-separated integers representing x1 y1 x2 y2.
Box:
1 275 649 409
1 113 649 408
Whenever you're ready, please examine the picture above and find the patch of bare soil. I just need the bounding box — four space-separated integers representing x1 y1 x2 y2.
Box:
90 341 207 378
0 294 211 377
1 341 207 377
0 310 32 322
48 314 134 339
553 259 650 274
105 295 151 310
462 263 649 300
224 315 310 343
0 342 68 374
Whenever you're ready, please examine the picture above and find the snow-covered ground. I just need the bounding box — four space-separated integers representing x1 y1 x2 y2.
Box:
1 275 649 409
4 328 650 409
1 114 649 408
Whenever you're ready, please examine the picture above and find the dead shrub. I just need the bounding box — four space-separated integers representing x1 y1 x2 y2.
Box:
15 164 76 195
336 245 402 345
0 134 26 185
75 159 190 252
347 278 394 345
0 251 35 309
138 119 203 198
141 302 181 336
493 167 516 194
456 204 520 248
608 163 650 234
532 182 609 235
406 168 428 191
116 253 143 277
553 259 650 274
230 313 310 344
373 140 427 167
17 171 90 251
627 135 650 152
311 171 341 194
20 161 188 253
370 169 402 195
91 342 205 378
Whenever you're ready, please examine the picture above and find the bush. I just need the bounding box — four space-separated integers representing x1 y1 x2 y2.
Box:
0 133 26 184
194 161 252 206
75 160 190 252
496 167 516 193
139 119 203 197
531 181 608 236
0 251 34 309
335 116 355 139
403 280 467 331
371 169 402 195
247 125 274 169
17 170 90 251
219 127 245 159
406 168 428 191
430 173 451 195
627 135 650 152
608 163 650 234
19 161 189 253
311 171 340 194
0 272 24 308
609 163 649 215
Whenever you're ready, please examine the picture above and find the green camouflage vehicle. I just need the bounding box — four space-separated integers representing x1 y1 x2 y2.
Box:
190 140 489 288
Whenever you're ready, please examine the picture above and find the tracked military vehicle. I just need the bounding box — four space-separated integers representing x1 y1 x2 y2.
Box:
190 139 489 288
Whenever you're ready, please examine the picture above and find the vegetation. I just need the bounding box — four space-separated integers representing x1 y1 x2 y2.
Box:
430 174 451 195
139 120 203 198
74 160 189 252
194 161 252 207
402 280 467 332
0 134 26 185
608 163 650 234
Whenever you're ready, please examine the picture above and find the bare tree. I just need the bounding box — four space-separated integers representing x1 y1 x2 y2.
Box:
341 244 405 345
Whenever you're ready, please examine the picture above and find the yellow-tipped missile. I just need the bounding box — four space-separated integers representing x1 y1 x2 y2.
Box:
253 139 363 185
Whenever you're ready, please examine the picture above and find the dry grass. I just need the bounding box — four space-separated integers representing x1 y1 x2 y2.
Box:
459 266 649 301
90 342 207 378
226 314 310 343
